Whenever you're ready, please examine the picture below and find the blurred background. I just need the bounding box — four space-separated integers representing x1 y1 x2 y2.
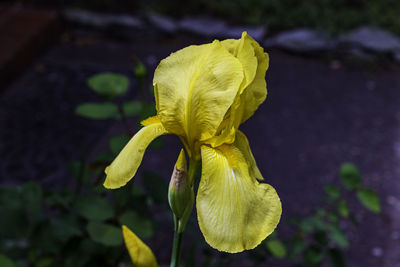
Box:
0 0 399 266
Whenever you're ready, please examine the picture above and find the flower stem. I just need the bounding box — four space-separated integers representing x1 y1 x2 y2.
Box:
188 157 200 186
170 220 183 267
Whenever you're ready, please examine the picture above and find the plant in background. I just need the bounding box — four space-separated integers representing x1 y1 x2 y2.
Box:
249 163 381 267
0 61 164 267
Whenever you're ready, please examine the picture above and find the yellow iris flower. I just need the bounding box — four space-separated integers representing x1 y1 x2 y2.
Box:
104 32 282 253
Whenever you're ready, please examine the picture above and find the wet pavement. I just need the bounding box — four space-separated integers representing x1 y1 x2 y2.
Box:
0 31 399 266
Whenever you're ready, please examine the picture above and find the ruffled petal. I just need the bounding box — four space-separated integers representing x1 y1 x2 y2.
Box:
153 40 244 151
221 33 257 91
104 116 167 189
204 32 260 147
197 145 281 253
234 130 263 181
236 33 269 126
122 225 158 267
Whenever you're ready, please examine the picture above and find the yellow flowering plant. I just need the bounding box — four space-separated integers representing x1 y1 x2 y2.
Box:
104 32 282 265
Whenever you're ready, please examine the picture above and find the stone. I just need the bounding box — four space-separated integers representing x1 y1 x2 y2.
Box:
372 247 383 257
264 29 330 52
178 16 266 40
220 26 266 41
63 9 143 29
178 16 227 37
147 13 177 34
394 51 400 64
339 27 400 53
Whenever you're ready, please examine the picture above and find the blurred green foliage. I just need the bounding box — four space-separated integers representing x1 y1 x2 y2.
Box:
152 0 400 35
259 161 380 267
0 63 382 266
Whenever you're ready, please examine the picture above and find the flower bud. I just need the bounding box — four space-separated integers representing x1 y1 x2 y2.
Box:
168 149 194 233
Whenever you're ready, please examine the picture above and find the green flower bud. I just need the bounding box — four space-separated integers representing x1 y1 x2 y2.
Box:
168 149 194 233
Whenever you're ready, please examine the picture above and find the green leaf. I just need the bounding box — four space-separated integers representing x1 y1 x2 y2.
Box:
356 188 381 213
30 221 59 254
45 191 73 209
76 102 119 120
338 200 350 217
63 239 96 267
118 211 154 239
328 212 339 222
68 161 90 181
109 135 130 155
290 237 305 258
0 187 22 210
329 224 349 249
313 230 328 246
324 184 340 200
123 101 142 116
87 73 129 98
303 245 323 265
339 163 361 190
299 216 325 233
87 222 123 246
113 185 132 208
15 262 27 267
50 216 82 242
0 254 15 267
0 209 29 238
328 248 346 267
132 184 145 197
35 257 54 267
78 238 99 256
75 195 114 221
265 239 287 259
316 208 326 217
21 182 43 214
142 171 168 205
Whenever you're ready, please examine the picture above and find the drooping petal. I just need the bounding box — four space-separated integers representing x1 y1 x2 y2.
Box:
197 145 281 253
104 116 167 189
234 130 263 181
122 225 159 267
153 40 244 152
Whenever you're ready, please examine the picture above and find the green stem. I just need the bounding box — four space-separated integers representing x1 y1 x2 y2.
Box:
188 158 200 186
170 224 183 267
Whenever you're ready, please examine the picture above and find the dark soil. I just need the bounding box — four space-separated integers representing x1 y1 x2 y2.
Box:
1 28 399 267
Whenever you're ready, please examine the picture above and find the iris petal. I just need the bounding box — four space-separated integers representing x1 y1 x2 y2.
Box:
104 117 167 189
221 33 257 91
122 225 158 267
153 40 244 153
205 32 261 147
234 130 263 181
236 34 269 125
197 145 281 253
